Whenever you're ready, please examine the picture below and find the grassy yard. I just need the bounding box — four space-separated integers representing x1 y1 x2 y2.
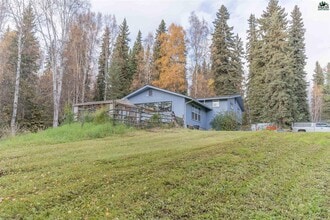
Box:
0 123 329 219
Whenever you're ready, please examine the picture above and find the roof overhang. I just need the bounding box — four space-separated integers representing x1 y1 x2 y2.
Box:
198 95 245 112
123 85 212 111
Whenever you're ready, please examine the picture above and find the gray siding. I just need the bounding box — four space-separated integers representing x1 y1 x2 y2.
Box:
201 98 243 128
126 88 210 129
125 86 243 130
126 88 186 118
185 103 209 130
200 100 228 128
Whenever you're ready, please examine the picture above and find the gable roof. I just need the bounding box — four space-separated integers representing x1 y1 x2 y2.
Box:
198 95 244 112
123 85 212 110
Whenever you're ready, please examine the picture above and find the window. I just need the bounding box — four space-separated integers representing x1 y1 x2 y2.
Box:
136 101 172 112
212 100 220 108
316 123 328 127
192 106 201 122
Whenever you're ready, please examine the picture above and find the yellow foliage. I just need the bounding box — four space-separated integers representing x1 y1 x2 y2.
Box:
153 24 187 94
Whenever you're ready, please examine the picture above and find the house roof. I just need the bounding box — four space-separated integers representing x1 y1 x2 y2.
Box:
123 85 213 111
198 95 245 112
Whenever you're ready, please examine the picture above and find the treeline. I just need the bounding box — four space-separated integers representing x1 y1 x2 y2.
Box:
246 1 330 126
0 0 323 135
311 62 330 123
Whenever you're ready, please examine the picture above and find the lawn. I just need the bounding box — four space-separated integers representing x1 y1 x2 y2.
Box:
0 123 329 219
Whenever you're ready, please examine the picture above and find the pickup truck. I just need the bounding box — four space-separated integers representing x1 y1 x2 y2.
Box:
292 122 330 132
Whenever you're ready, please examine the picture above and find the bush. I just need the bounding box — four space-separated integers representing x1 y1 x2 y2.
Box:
0 126 10 139
79 108 111 127
63 104 75 125
211 112 239 131
146 113 162 128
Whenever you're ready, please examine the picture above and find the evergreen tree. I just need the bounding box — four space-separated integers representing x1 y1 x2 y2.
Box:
246 14 265 123
129 30 145 91
259 0 296 127
0 30 16 128
152 20 166 83
95 26 110 101
17 4 42 131
232 34 244 95
1 5 42 132
211 5 240 96
313 61 324 86
311 61 324 122
109 19 130 99
322 63 330 121
288 5 309 122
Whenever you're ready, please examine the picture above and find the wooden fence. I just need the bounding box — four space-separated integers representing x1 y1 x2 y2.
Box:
108 108 183 128
74 100 183 128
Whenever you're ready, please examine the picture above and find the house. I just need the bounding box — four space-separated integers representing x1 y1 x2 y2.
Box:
123 85 244 130
198 95 244 128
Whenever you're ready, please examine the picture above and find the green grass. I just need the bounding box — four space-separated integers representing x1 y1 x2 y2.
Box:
0 124 329 219
0 122 132 149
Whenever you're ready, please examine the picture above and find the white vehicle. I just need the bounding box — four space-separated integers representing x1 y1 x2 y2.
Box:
292 122 330 132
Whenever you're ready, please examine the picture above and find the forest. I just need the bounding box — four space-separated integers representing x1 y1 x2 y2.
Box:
0 0 329 136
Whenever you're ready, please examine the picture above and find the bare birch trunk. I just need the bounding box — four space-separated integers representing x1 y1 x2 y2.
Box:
10 30 23 135
53 61 64 127
81 65 88 103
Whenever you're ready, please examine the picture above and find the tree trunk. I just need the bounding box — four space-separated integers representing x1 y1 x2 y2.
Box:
10 30 23 136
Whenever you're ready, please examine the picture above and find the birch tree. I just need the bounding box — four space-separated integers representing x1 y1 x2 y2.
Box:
33 0 88 127
143 33 154 85
63 11 102 104
187 12 211 98
7 0 26 135
0 0 7 34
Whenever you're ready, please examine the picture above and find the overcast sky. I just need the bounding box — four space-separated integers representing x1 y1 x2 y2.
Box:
90 0 330 83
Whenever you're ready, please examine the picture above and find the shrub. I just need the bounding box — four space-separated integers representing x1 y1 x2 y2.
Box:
0 126 10 139
93 107 111 124
211 112 239 131
63 104 75 125
148 113 162 127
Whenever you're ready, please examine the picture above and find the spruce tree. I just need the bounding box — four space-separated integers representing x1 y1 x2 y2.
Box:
152 20 166 83
246 14 265 123
313 61 324 86
311 61 324 122
211 5 240 96
0 30 16 128
95 26 110 101
232 34 244 95
289 5 309 122
129 30 144 91
259 0 296 127
18 4 42 131
323 63 330 121
109 19 130 99
7 5 42 132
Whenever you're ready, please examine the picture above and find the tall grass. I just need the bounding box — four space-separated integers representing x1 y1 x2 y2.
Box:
0 122 133 149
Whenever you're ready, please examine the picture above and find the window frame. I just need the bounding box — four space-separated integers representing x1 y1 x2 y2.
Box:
136 101 172 112
191 105 201 122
